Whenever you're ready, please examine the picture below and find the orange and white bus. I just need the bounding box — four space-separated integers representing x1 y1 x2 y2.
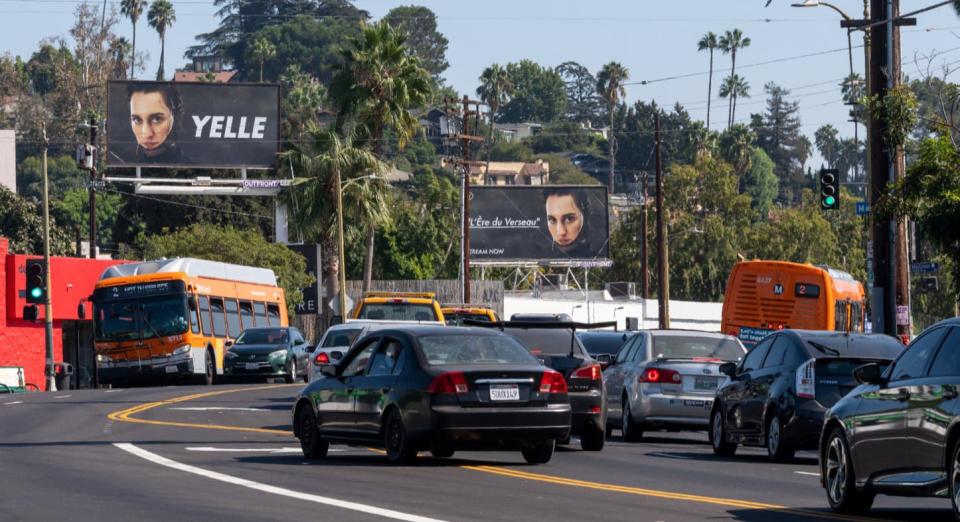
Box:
92 258 287 385
721 260 866 348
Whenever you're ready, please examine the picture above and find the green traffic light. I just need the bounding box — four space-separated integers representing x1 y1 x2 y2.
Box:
29 287 42 299
824 196 836 207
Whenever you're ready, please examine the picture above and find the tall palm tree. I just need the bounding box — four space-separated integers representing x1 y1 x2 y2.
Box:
719 74 750 128
147 0 175 81
110 37 133 80
596 62 629 193
476 63 514 172
719 29 750 130
251 37 277 83
697 32 719 130
121 0 147 79
330 19 431 291
284 124 387 316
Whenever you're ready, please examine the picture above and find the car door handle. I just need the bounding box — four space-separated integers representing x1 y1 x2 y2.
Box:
897 389 911 401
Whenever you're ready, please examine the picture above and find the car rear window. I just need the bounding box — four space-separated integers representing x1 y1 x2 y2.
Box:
321 329 361 348
418 335 537 366
651 335 745 361
807 335 903 359
235 329 287 345
357 303 437 321
576 333 627 355
817 359 891 376
445 312 493 325
504 328 585 356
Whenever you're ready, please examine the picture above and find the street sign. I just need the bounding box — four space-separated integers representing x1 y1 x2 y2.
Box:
896 305 910 327
328 294 354 316
911 262 939 274
855 201 869 216
84 180 107 190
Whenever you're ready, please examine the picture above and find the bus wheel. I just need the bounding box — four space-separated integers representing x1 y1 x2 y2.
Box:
202 348 215 386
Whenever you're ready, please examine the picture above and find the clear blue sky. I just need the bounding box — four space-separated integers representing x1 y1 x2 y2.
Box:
1 0 959 166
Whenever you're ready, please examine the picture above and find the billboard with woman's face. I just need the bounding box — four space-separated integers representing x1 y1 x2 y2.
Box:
106 81 280 169
469 186 609 263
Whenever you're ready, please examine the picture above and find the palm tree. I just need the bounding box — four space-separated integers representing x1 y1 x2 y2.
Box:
719 74 750 128
110 37 133 80
330 19 431 291
596 62 629 193
284 124 387 317
251 37 277 83
121 0 147 79
719 29 750 130
697 32 719 130
147 0 175 81
476 64 514 172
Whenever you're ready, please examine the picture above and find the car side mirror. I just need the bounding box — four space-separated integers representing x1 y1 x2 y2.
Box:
320 364 337 378
718 362 737 377
596 354 612 368
854 363 883 385
225 340 234 348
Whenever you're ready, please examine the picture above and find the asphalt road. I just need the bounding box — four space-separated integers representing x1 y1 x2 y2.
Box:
1 384 954 522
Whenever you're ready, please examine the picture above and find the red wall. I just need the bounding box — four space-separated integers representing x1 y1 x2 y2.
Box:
0 238 127 390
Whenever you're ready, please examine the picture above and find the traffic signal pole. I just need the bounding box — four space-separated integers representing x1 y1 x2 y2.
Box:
41 127 56 392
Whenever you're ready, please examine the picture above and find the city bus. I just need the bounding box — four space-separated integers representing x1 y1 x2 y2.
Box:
91 258 287 386
721 260 866 347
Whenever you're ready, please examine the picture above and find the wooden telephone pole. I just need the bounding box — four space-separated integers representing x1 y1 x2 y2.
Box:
445 96 484 303
654 112 670 329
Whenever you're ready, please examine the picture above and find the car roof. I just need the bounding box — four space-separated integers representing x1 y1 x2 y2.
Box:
243 326 288 331
360 325 505 338
928 317 960 329
644 329 734 339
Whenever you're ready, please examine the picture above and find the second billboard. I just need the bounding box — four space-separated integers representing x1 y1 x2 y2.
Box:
469 185 609 263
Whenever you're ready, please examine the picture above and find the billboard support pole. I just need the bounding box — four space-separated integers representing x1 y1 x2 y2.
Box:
655 111 670 329
41 127 56 391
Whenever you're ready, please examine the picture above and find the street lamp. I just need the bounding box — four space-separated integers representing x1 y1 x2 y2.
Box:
571 304 583 319
613 305 625 328
335 172 385 320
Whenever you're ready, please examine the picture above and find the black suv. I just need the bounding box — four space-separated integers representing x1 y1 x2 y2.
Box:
820 318 960 517
710 330 902 461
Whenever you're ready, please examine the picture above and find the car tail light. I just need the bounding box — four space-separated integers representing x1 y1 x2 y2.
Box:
428 371 469 394
572 364 602 381
314 352 330 365
796 358 816 399
539 370 568 394
640 367 680 384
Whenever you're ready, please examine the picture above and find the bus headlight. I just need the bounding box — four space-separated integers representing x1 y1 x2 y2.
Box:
268 349 287 361
96 354 111 363
171 345 191 357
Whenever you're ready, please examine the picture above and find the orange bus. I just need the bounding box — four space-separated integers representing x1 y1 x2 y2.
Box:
92 258 287 385
721 260 866 347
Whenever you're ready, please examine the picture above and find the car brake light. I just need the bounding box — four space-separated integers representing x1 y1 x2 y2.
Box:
572 364 602 381
796 358 816 399
314 352 330 365
428 371 469 394
539 370 567 394
640 367 680 384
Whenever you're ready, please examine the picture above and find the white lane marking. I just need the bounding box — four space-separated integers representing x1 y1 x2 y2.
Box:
794 471 820 477
4 401 23 405
114 443 447 522
53 395 72 399
184 446 345 454
104 389 123 393
169 407 270 412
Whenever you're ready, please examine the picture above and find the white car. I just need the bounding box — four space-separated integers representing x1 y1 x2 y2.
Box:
307 320 443 382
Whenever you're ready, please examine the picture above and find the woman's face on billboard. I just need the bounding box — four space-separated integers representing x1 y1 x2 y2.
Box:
129 91 173 151
546 194 583 247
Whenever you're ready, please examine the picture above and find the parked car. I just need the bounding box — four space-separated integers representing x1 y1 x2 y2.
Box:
223 326 312 383
292 325 571 465
603 330 746 441
710 330 903 462
510 313 573 322
350 292 445 323
819 318 960 516
307 323 365 383
576 330 633 368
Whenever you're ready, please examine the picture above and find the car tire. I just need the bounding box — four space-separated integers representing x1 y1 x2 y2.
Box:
384 409 417 465
199 348 215 386
521 440 555 464
824 427 874 514
621 397 642 442
709 407 737 457
766 413 795 462
581 426 605 451
950 438 960 519
284 359 296 384
297 406 329 459
429 445 455 459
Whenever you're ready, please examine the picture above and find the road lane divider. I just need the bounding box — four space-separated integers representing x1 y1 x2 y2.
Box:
114 443 447 522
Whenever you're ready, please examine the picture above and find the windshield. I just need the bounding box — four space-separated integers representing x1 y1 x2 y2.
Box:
444 312 493 325
321 329 360 348
577 332 628 355
357 303 438 321
652 335 745 361
504 328 585 356
235 329 288 345
419 334 537 366
95 296 188 342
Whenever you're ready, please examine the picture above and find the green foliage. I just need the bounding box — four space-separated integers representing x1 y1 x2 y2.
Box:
280 64 327 142
0 186 72 255
54 189 123 251
496 60 567 124
742 148 778 217
139 224 314 315
555 61 602 124
540 154 600 185
248 16 359 85
865 84 919 152
751 82 812 204
487 140 533 162
524 122 603 155
614 102 703 178
26 44 77 96
383 6 449 80
718 123 756 175
16 155 86 202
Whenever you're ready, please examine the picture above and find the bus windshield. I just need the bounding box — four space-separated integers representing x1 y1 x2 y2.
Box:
95 296 189 342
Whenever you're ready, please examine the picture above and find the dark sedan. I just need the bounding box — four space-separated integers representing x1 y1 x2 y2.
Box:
223 327 312 383
710 330 903 461
292 326 571 465
820 318 960 517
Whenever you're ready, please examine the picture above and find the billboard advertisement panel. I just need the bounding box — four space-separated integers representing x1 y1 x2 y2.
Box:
286 244 322 315
469 185 609 263
106 81 280 169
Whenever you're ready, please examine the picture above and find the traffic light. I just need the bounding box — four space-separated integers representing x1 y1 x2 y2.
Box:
25 259 46 304
819 168 840 210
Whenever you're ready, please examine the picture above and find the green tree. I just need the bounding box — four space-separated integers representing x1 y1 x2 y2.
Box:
120 0 147 78
541 154 600 185
719 29 750 127
16 155 86 202
556 61 601 124
147 0 175 80
249 37 276 82
596 61 629 192
476 64 514 167
751 82 812 203
718 123 756 175
0 186 72 255
280 64 326 142
248 16 360 85
524 121 603 155
383 5 449 80
140 224 314 315
55 189 123 253
697 31 719 129
719 73 749 128
497 60 567 124
742 147 778 217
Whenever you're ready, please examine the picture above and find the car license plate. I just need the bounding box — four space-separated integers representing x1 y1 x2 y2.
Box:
245 362 259 370
165 366 178 374
489 384 520 401
694 376 717 390
683 399 707 408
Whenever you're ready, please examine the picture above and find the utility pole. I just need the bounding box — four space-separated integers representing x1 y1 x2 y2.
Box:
654 112 670 329
87 116 98 260
335 165 347 323
640 171 649 300
891 1 912 340
41 126 56 392
447 95 484 304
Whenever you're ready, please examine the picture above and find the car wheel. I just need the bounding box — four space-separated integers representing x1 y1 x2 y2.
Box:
824 428 874 514
199 348 215 386
297 406 328 459
581 426 605 451
384 409 417 465
521 440 555 464
284 359 296 384
709 407 737 457
766 413 795 462
429 444 455 459
950 439 960 519
621 397 642 442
